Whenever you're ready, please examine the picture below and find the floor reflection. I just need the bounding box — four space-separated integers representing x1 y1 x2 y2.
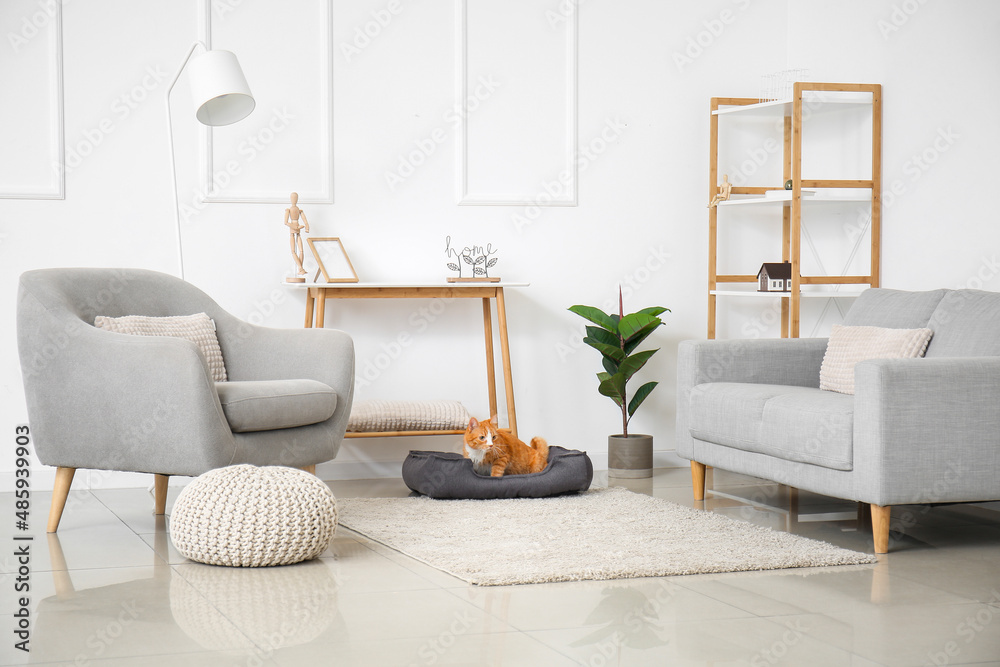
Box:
28 531 345 665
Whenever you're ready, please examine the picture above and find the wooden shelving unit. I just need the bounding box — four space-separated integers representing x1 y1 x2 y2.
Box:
708 82 882 338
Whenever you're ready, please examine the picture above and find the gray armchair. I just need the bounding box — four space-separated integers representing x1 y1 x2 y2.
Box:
17 268 354 532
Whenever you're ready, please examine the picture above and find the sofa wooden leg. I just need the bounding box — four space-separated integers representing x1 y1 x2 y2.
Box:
871 504 891 554
47 467 76 533
857 502 872 529
300 465 316 475
691 461 707 501
154 474 169 515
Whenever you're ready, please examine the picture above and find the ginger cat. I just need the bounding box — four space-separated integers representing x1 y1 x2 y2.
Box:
463 416 549 477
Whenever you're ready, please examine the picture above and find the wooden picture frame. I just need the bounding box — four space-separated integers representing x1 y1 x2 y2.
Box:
307 237 359 283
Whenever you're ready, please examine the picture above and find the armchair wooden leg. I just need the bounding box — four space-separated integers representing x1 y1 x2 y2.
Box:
154 475 169 515
300 465 316 475
691 461 707 501
871 504 891 554
47 467 76 533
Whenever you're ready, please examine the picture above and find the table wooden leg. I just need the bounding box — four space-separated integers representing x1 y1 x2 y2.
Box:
304 288 316 328
316 289 327 328
482 298 498 421
496 288 517 438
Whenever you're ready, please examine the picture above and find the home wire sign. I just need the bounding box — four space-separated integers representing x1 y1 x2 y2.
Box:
445 236 500 282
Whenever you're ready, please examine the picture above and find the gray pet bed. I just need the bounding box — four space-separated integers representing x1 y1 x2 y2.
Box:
402 446 594 499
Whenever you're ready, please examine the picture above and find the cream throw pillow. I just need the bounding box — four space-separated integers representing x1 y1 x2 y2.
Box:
94 313 228 382
819 325 932 395
347 400 471 432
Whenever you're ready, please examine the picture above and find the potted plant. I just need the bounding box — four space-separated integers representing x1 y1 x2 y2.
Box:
569 290 668 478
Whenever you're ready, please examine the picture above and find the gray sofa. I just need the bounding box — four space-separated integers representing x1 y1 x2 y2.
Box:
677 288 1000 553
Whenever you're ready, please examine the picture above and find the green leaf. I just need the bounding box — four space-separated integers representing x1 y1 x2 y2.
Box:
598 376 625 406
582 337 626 363
618 313 660 340
637 306 670 318
585 325 619 349
617 349 658 383
601 355 619 376
627 381 658 418
569 305 617 332
596 371 612 384
623 321 664 355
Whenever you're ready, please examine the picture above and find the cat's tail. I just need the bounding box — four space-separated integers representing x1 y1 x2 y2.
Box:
530 437 549 465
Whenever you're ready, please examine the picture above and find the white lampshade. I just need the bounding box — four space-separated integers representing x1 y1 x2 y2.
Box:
187 49 255 126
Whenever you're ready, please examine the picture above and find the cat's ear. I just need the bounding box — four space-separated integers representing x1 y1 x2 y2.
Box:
468 417 479 430
489 414 498 426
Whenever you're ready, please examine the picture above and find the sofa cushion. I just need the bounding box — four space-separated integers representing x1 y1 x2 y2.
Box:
925 290 1000 358
819 325 933 395
842 288 948 329
689 382 854 471
756 388 855 471
216 380 337 433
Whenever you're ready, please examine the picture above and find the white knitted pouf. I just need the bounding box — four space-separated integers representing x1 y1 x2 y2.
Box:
169 465 337 567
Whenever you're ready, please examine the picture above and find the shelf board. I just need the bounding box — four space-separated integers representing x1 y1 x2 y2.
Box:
719 191 871 207
713 91 874 118
711 290 868 298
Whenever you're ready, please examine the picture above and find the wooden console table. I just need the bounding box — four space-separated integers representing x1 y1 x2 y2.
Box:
289 282 528 439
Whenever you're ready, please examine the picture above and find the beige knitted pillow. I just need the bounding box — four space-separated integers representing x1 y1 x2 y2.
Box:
819 325 933 395
94 312 227 382
347 399 471 432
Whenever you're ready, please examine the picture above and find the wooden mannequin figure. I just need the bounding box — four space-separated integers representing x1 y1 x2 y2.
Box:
284 192 310 283
708 174 733 208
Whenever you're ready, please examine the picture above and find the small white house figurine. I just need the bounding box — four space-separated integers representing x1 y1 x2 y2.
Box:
757 261 792 292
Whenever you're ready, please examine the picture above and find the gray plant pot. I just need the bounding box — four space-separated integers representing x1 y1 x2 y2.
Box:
608 434 653 478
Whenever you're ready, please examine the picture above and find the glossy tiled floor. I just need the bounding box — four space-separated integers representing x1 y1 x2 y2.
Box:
3 468 1000 666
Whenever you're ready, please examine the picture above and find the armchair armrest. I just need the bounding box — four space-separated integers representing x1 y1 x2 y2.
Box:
21 322 237 476
853 357 1000 506
675 337 828 459
218 322 355 441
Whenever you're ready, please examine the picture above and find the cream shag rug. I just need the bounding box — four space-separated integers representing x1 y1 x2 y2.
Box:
337 487 876 586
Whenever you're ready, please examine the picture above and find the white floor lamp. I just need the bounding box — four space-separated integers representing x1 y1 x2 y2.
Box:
166 43 255 280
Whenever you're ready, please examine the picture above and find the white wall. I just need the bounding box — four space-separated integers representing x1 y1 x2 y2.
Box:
2 0 998 489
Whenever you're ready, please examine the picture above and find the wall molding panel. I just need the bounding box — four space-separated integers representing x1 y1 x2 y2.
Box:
198 0 333 204
0 0 65 199
456 0 578 206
